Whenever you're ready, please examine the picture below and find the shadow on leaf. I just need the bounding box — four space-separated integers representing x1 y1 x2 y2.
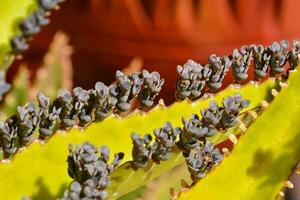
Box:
30 177 68 200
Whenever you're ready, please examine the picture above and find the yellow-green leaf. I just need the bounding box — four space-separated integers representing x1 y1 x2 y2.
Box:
180 70 300 200
0 79 277 200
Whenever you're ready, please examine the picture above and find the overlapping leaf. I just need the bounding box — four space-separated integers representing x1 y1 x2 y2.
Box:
180 69 300 200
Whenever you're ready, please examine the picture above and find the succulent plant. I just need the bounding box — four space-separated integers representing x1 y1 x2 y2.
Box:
0 1 300 200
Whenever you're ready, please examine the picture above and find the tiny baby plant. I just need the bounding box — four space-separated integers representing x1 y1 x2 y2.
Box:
0 1 300 200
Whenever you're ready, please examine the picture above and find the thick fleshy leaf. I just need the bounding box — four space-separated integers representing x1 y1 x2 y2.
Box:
0 79 277 200
108 109 256 199
180 69 300 200
139 164 191 200
118 164 191 200
117 186 147 200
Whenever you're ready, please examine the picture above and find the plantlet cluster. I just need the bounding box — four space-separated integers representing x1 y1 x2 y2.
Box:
176 40 300 100
56 39 300 200
60 94 249 199
130 94 249 182
109 70 164 112
11 0 65 54
61 142 124 200
131 122 180 168
0 69 163 158
3 39 299 199
180 65 300 200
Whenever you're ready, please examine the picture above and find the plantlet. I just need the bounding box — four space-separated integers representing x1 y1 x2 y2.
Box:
61 142 124 200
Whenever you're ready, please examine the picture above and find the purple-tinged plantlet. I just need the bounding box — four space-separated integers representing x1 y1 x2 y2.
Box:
139 70 164 107
267 40 289 76
131 133 153 168
230 46 251 81
201 101 222 127
182 114 217 140
207 55 232 91
16 102 41 146
152 122 181 162
67 142 104 183
221 94 250 128
73 87 94 126
61 181 82 200
19 14 41 37
0 117 18 157
100 145 124 173
93 82 117 121
184 141 223 182
130 72 144 96
110 70 135 112
10 35 29 54
37 92 61 138
251 44 271 80
34 8 50 26
288 39 300 70
39 0 60 10
177 114 215 153
176 59 210 100
65 142 123 200
61 179 109 200
53 89 76 129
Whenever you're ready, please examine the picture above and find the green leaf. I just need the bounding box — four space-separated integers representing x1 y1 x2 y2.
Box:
180 70 300 200
117 186 147 200
0 0 38 65
118 164 191 200
108 109 257 199
0 79 277 200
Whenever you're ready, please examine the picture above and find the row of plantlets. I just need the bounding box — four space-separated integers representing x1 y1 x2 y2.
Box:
176 40 300 100
12 76 270 200
0 70 164 158
0 39 299 199
5 37 295 159
57 39 300 199
0 38 298 160
61 94 250 199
